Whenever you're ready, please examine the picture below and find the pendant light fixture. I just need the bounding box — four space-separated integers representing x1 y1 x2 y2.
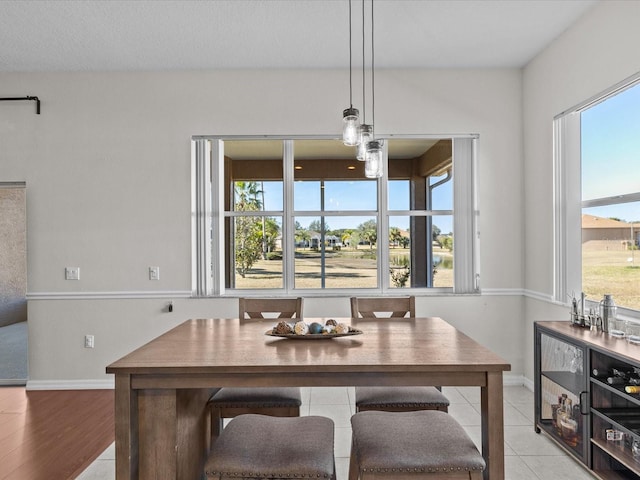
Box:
340 0 382 177
364 139 383 178
356 124 372 161
342 0 360 146
364 0 382 178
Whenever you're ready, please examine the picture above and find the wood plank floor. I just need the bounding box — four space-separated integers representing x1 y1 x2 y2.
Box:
0 387 114 480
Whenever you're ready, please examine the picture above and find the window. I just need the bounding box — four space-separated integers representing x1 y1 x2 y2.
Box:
192 135 478 296
554 77 640 316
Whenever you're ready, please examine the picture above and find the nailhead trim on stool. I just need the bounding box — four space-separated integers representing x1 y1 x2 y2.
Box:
350 410 485 477
355 386 449 411
205 414 336 479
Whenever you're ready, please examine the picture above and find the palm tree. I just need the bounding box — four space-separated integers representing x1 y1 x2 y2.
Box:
389 227 402 248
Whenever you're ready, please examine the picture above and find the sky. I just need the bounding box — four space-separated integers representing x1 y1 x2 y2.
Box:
581 81 640 224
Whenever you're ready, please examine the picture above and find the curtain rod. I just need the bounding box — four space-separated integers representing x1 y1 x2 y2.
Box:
0 96 40 114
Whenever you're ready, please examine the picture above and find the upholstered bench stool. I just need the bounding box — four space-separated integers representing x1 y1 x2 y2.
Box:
349 410 485 480
356 386 450 412
208 387 302 439
205 414 336 479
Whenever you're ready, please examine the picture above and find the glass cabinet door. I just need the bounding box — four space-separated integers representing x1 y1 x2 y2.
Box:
535 328 589 464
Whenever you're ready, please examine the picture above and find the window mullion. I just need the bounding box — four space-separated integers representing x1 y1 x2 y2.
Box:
283 140 295 292
380 142 389 291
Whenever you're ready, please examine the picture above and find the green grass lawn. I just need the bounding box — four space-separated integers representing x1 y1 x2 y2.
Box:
582 249 640 310
233 246 453 289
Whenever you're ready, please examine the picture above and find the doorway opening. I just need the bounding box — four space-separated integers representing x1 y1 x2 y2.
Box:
0 183 27 385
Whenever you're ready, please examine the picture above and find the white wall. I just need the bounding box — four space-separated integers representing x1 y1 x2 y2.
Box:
522 0 640 380
0 67 525 388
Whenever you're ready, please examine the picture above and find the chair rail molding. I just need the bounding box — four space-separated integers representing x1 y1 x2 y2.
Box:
27 290 192 300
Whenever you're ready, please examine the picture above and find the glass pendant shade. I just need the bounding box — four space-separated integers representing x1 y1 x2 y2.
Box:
356 124 373 161
342 107 360 146
364 140 383 178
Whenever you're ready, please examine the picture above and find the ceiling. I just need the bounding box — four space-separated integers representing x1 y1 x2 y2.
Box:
0 0 598 73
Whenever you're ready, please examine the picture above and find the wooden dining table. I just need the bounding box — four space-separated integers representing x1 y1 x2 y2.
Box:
106 317 511 480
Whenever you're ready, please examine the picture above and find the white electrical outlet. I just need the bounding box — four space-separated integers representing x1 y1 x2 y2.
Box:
65 267 80 280
84 335 94 348
149 266 160 280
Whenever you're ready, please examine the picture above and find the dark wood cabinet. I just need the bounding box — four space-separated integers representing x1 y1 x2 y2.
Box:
535 321 640 479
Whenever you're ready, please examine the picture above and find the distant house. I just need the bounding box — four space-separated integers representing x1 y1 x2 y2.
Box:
308 231 342 249
582 214 638 250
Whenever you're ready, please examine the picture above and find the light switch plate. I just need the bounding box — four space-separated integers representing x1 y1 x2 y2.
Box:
65 267 80 280
149 266 160 280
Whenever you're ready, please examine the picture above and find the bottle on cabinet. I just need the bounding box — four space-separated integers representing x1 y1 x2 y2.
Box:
553 393 580 447
599 294 617 334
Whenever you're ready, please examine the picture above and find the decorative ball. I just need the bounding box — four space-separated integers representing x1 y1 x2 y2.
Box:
325 319 338 326
294 321 309 335
335 323 350 334
273 321 293 335
309 322 324 334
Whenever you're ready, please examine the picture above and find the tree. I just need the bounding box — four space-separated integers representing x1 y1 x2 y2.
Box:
358 219 377 250
234 182 264 277
440 235 453 252
341 231 352 249
432 224 441 241
308 219 329 233
295 227 310 249
350 231 361 249
234 181 263 209
234 215 262 277
389 227 402 248
263 217 280 253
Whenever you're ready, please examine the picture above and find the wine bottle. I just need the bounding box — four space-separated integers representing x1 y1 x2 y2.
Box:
607 376 626 385
592 368 609 379
625 386 640 394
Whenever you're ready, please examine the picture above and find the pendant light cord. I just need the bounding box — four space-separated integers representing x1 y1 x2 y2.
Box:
348 0 353 109
370 0 375 136
361 0 366 124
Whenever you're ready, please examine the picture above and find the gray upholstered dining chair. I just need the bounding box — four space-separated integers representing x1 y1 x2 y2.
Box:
350 296 449 413
208 298 303 439
206 414 336 479
349 410 485 479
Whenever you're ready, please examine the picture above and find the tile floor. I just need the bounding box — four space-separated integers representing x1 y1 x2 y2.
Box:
76 385 596 480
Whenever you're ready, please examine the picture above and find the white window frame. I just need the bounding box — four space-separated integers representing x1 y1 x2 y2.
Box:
192 134 479 297
553 73 640 320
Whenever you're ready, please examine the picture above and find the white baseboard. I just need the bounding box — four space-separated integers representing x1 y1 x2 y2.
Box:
503 373 525 386
26 379 115 390
523 376 534 392
0 378 27 386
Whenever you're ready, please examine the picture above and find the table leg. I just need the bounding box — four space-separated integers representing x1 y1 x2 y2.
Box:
114 373 138 480
136 388 214 480
481 371 505 480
